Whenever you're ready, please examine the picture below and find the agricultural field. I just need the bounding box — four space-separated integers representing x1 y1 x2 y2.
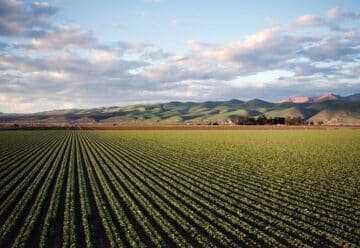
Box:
0 130 359 247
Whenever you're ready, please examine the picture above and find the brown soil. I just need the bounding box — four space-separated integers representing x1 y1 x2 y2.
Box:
1 124 359 131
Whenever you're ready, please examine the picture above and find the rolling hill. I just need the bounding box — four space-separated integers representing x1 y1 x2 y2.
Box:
0 93 359 126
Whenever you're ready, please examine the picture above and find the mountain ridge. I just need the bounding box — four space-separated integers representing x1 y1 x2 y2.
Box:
0 93 359 126
278 92 360 103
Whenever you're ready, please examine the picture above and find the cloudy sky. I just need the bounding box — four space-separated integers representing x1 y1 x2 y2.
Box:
0 0 359 113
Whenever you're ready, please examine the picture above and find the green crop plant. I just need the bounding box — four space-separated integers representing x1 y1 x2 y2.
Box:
0 130 359 247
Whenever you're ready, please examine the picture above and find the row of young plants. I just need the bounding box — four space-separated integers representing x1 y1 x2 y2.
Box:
126 139 360 245
0 133 68 223
119 132 360 221
79 132 196 247
95 133 318 247
122 135 359 245
0 132 58 182
0 130 358 247
0 131 52 164
0 134 61 210
82 132 239 246
0 133 71 247
97 131 359 247
11 133 73 247
86 132 288 247
39 133 73 248
128 131 359 213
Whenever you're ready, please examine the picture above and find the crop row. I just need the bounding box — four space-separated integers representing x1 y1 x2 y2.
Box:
0 130 359 247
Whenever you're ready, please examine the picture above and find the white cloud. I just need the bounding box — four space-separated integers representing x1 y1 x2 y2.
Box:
294 15 325 27
327 7 360 20
31 25 96 50
0 5 359 112
0 0 58 37
185 40 215 52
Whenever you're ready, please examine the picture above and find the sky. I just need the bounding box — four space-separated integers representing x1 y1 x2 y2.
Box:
0 0 360 113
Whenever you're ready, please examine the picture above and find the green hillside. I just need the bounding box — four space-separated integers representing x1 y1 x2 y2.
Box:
0 98 359 125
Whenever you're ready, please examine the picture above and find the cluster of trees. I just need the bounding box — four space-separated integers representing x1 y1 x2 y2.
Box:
231 115 314 125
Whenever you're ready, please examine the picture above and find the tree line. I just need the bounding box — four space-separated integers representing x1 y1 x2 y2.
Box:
231 115 317 125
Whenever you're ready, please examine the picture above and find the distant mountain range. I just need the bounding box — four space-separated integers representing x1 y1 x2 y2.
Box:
1 93 359 126
278 93 360 103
